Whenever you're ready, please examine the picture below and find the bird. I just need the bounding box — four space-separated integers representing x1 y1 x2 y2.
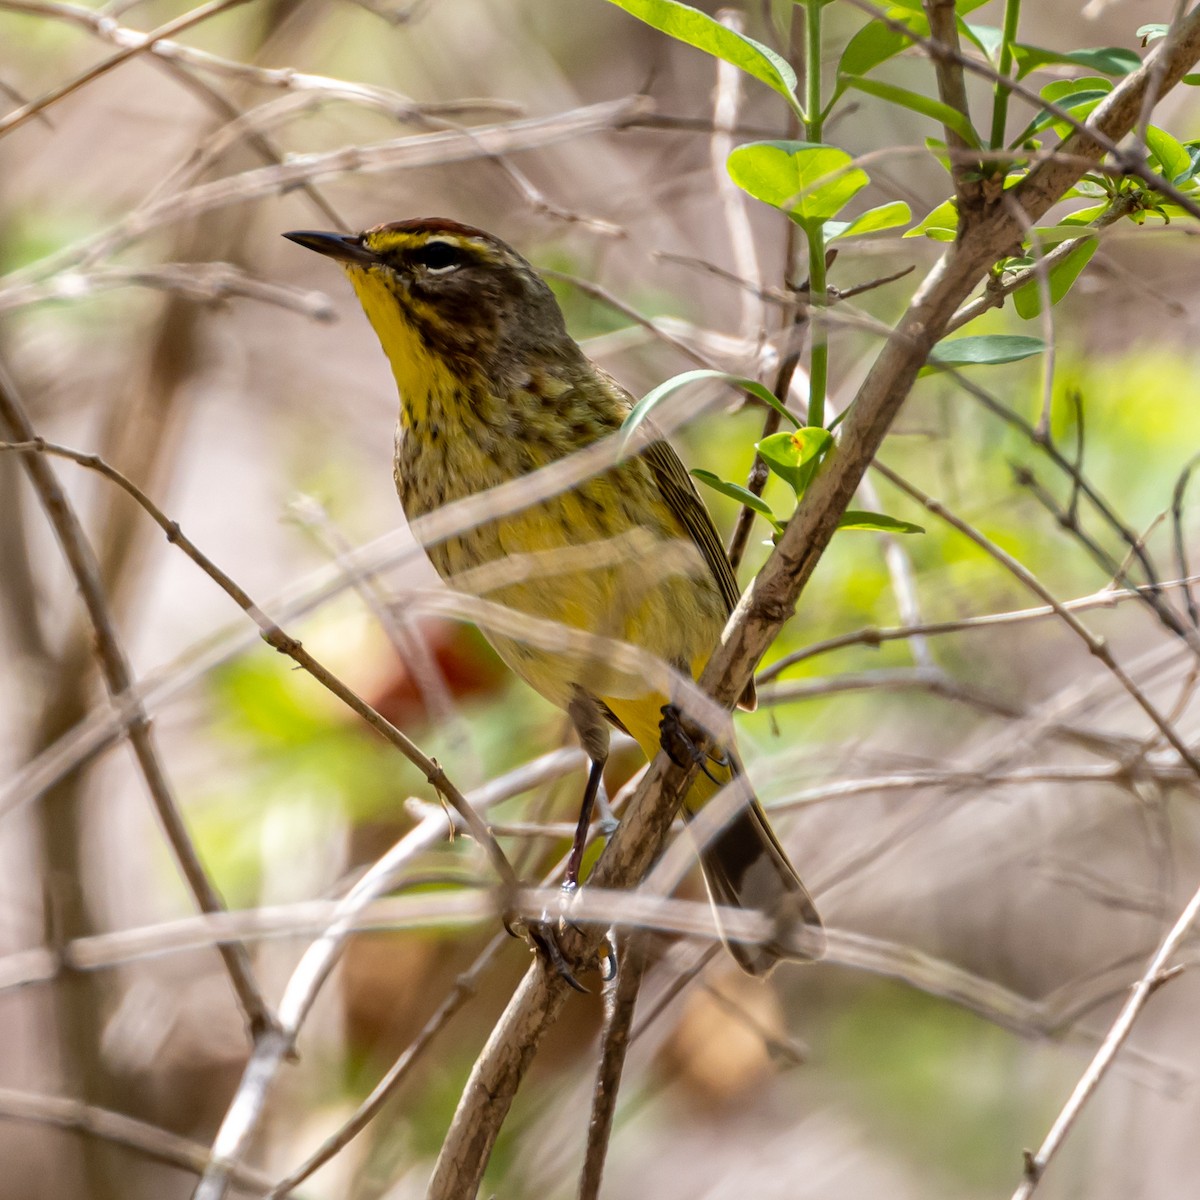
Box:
285 217 823 974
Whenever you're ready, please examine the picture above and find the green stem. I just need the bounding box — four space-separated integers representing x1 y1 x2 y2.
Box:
803 0 827 428
804 0 823 142
806 231 828 429
989 0 1022 148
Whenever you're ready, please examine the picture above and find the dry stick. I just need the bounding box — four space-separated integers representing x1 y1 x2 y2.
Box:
0 0 253 136
2 96 649 291
0 374 274 1039
0 428 741 828
578 935 646 1200
0 1087 283 1197
951 369 1171 604
755 579 1200 683
1011 882 1200 1200
0 262 335 317
265 933 510 1199
873 461 1200 779
0 0 521 123
425 22 1200 1198
0 438 524 898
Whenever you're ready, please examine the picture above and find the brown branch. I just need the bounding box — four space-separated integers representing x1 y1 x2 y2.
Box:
1011 882 1200 1199
873 461 1200 779
0 1087 280 1196
0 367 275 1041
0 0 254 137
922 0 984 216
579 936 646 1200
0 437 526 899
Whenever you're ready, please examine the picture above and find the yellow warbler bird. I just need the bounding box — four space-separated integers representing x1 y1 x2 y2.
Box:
285 218 823 974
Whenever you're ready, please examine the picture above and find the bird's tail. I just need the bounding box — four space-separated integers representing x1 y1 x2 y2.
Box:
683 759 825 975
603 696 824 975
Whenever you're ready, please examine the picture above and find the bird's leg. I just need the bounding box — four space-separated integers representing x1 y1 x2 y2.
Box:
565 689 612 892
564 754 606 891
658 703 726 784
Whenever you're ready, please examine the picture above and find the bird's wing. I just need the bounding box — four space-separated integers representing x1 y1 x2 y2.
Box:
639 435 757 712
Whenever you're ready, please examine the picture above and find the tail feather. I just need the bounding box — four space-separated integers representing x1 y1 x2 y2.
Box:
600 694 823 975
697 795 824 975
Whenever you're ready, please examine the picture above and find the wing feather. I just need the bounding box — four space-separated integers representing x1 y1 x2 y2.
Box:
639 436 757 712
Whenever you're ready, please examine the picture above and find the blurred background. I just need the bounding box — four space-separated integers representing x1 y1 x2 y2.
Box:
3 1 1200 1197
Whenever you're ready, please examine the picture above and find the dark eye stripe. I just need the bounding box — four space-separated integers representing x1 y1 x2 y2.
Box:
409 240 468 271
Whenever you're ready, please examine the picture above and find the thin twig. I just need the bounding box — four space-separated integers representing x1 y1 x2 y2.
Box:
0 0 254 136
578 935 646 1200
0 367 275 1040
873 461 1200 779
0 1087 283 1196
1011 881 1200 1199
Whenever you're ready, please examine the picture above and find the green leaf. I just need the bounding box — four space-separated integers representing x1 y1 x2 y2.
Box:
757 427 832 496
837 510 925 534
690 469 782 530
606 0 801 115
1145 124 1192 183
1040 76 1114 104
824 200 912 241
1012 79 1111 144
1013 43 1141 78
926 334 1046 369
963 22 1004 60
838 7 926 78
727 141 869 227
903 195 958 240
837 1 991 77
1011 238 1098 319
620 368 799 451
1137 24 1168 45
842 74 981 147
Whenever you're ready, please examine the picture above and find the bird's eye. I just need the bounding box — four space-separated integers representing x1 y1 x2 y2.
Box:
409 240 467 273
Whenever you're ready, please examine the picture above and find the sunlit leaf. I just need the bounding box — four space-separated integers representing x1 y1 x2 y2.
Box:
1013 43 1141 78
757 427 832 495
606 0 801 114
963 22 1004 60
727 141 869 228
837 510 925 534
842 74 981 147
838 7 926 78
1011 238 1098 319
837 1 990 78
903 195 958 240
825 200 912 241
691 469 782 529
620 368 798 452
1012 79 1111 143
1145 124 1192 183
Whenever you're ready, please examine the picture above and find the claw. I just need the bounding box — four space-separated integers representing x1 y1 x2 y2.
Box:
527 920 589 993
503 909 588 992
659 704 724 785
